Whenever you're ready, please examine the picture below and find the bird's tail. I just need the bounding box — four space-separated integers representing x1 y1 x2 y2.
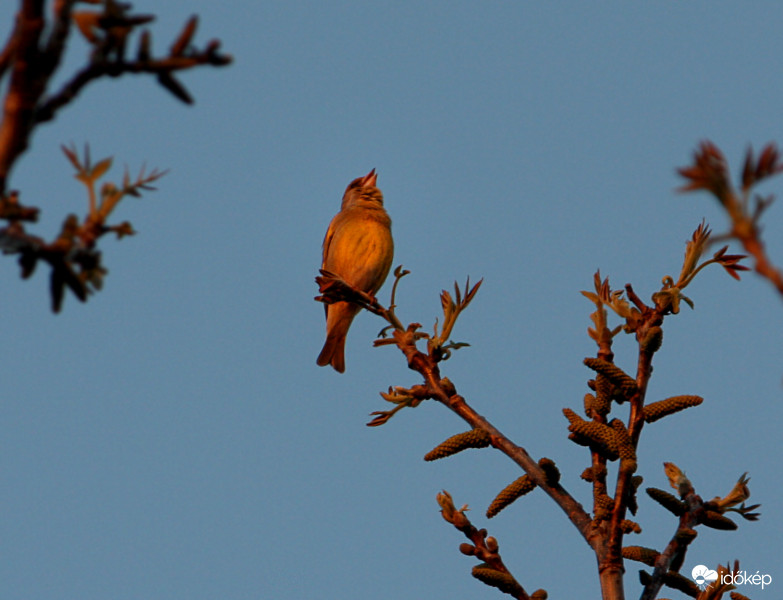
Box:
317 303 357 373
317 332 347 373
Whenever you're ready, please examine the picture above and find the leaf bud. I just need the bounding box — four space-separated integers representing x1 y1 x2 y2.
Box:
459 543 475 556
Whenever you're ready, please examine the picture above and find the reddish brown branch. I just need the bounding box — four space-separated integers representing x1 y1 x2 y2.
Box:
0 5 231 194
640 481 704 600
601 299 664 596
0 14 19 81
437 491 531 599
0 2 48 192
734 228 783 297
393 336 597 546
35 46 230 123
39 1 77 79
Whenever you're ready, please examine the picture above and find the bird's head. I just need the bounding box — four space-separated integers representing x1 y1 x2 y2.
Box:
341 168 383 208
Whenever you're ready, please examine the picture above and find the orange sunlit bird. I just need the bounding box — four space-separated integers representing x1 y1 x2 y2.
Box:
317 169 394 373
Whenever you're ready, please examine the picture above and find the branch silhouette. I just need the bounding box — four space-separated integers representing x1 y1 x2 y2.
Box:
0 1 231 311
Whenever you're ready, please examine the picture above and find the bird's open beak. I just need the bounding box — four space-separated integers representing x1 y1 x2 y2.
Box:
361 168 377 188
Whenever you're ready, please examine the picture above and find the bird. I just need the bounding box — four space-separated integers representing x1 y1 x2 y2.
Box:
317 169 394 373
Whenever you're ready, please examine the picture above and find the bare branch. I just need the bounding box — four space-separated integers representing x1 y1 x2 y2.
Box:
0 2 48 191
0 5 232 194
35 41 232 123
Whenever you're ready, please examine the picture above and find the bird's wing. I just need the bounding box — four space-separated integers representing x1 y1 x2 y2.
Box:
321 217 336 270
320 216 339 318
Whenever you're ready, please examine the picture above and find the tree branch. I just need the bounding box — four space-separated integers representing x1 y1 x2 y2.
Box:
0 1 47 192
0 4 232 194
34 45 230 124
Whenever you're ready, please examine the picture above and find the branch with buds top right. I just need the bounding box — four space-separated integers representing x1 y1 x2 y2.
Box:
678 140 783 297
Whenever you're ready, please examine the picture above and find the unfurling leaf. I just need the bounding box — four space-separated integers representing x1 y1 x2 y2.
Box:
137 29 151 61
171 15 198 56
91 157 113 181
754 143 783 183
677 140 730 203
18 251 38 279
109 221 136 238
73 12 101 43
61 144 82 172
157 73 193 104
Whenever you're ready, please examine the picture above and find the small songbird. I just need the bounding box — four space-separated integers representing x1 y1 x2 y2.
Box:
317 169 394 373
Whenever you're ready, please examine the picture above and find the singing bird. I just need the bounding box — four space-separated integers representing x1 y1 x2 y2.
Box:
317 169 394 373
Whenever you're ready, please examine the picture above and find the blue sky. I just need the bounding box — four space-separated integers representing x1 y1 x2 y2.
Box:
2 2 782 599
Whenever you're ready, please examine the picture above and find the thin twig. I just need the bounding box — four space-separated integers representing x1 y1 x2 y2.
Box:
40 0 77 77
735 229 783 296
35 51 228 124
